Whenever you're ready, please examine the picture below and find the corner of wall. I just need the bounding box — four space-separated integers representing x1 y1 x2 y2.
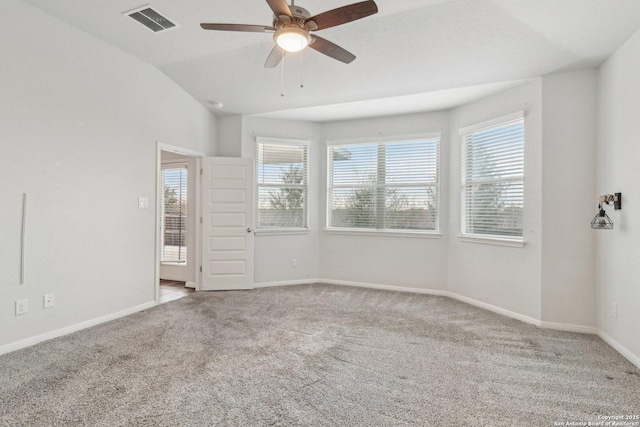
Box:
595 27 640 365
539 69 598 328
446 80 543 321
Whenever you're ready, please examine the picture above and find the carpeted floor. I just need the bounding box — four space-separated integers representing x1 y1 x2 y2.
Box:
1 284 638 426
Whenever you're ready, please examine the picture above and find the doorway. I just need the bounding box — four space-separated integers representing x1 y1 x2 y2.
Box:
159 279 194 304
155 144 205 304
155 145 256 301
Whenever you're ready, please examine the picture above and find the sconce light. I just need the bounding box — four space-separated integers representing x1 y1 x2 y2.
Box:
591 193 621 230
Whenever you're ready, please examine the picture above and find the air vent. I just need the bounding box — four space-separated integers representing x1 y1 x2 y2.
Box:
125 6 178 33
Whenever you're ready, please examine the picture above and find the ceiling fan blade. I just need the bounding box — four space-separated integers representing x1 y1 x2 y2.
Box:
307 1 378 31
200 23 275 33
265 0 292 18
309 36 356 64
265 45 286 68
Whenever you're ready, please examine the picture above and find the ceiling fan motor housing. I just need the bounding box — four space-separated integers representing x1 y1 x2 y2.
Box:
273 5 311 28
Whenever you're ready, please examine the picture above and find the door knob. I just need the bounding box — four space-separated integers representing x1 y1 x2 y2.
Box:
247 227 253 233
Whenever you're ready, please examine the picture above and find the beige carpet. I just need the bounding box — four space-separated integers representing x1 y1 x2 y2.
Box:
1 284 638 426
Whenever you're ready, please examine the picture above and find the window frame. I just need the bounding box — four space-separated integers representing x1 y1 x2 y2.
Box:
325 133 441 237
459 111 525 246
255 137 310 235
160 161 188 264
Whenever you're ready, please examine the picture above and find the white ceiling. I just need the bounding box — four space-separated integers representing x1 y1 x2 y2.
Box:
22 0 640 121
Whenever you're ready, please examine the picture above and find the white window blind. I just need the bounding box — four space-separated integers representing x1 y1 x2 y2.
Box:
461 115 524 239
256 139 309 229
161 164 187 263
327 137 440 232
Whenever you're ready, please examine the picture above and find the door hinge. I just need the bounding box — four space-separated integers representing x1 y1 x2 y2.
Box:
200 168 203 175
200 217 203 224
199 266 202 273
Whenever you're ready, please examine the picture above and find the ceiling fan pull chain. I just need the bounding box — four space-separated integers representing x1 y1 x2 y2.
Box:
300 49 305 89
280 50 285 97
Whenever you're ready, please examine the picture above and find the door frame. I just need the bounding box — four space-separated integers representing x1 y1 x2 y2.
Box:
155 142 206 304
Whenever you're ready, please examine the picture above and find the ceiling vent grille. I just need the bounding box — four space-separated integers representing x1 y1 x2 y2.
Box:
126 6 178 32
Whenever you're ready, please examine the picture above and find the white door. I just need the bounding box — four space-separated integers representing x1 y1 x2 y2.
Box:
201 157 254 291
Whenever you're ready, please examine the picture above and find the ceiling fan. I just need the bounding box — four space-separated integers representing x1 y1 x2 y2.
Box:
200 0 378 67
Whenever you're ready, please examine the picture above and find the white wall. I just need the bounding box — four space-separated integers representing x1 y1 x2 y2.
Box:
596 28 640 360
241 117 323 284
447 80 543 320
0 0 216 349
217 115 243 157
540 70 598 328
320 112 450 290
159 152 198 284
3 0 637 366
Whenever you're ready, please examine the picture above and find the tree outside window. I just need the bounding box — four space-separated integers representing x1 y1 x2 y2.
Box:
257 140 309 229
328 138 440 232
461 116 524 238
161 165 187 263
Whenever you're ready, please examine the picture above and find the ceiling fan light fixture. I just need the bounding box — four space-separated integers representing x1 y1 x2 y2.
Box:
201 0 379 66
274 26 310 52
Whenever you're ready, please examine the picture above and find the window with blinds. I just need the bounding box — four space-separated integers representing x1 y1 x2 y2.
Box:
327 137 440 233
161 164 187 263
256 139 309 229
461 114 524 240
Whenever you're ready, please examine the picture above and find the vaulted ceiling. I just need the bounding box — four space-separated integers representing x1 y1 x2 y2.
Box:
22 0 640 121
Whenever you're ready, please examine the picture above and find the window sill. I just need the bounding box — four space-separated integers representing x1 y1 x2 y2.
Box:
457 234 525 247
255 228 311 236
325 228 442 239
160 261 187 266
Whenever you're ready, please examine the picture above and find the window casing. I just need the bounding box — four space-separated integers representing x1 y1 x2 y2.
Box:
327 136 440 233
256 138 309 230
161 164 188 263
460 113 524 241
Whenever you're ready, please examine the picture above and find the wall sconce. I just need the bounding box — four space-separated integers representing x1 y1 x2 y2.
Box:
591 193 621 230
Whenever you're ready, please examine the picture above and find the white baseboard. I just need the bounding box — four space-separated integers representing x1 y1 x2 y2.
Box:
254 278 321 288
185 281 196 289
320 279 537 326
0 301 156 356
3 280 639 371
598 330 640 369
539 321 598 334
320 280 600 333
321 279 449 297
446 292 541 327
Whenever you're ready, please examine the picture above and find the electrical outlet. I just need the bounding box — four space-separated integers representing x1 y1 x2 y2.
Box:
611 302 617 318
291 259 297 268
44 294 55 308
138 197 149 208
16 299 28 315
